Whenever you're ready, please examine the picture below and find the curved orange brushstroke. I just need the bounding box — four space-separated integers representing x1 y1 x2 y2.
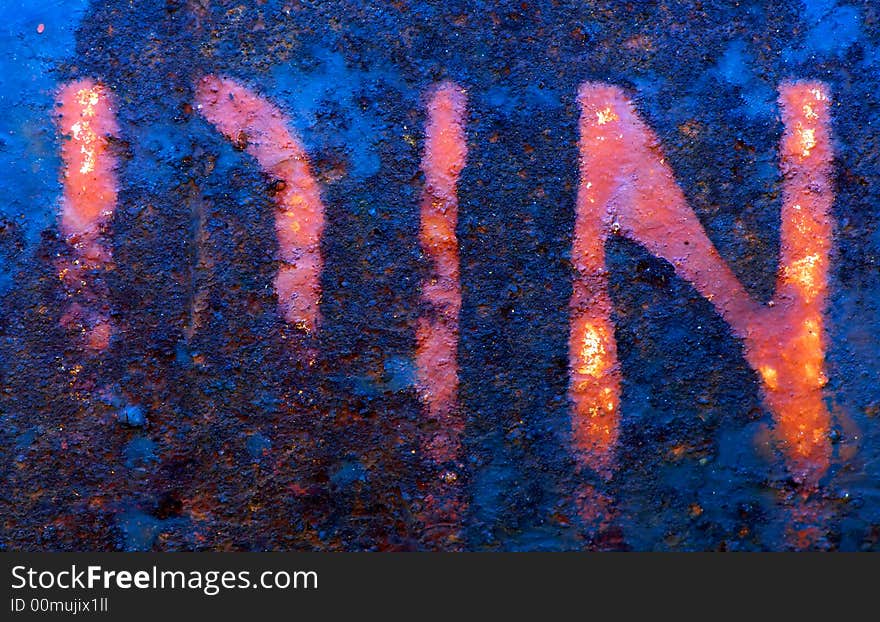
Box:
572 82 833 486
56 79 119 352
195 75 324 333
415 83 467 546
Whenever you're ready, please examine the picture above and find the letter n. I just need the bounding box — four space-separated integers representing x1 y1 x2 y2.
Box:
569 82 834 485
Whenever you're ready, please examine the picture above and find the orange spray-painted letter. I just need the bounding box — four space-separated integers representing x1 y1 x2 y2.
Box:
196 75 325 334
415 83 468 547
56 79 119 352
416 82 468 465
571 82 834 485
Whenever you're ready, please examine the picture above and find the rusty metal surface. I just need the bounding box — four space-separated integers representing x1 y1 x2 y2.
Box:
1 0 879 551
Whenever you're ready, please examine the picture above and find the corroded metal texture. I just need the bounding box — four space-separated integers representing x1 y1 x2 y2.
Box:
1 0 879 551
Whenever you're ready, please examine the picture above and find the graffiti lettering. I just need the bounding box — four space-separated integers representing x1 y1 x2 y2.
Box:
53 76 839 534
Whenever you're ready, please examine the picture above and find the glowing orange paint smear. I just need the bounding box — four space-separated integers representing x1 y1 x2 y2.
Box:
416 83 467 546
56 79 119 352
573 81 833 486
195 75 324 333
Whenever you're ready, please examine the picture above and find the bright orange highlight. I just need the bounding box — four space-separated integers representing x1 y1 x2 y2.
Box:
56 79 119 351
195 75 325 333
572 81 834 485
414 83 468 549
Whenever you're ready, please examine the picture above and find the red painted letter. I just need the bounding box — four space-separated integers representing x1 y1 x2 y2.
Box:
56 79 119 352
416 82 468 547
571 82 834 486
196 75 325 334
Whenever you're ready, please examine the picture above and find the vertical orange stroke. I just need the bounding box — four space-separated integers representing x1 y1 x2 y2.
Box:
756 82 833 483
572 82 834 486
415 83 467 545
417 83 467 464
56 79 119 352
195 75 325 333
